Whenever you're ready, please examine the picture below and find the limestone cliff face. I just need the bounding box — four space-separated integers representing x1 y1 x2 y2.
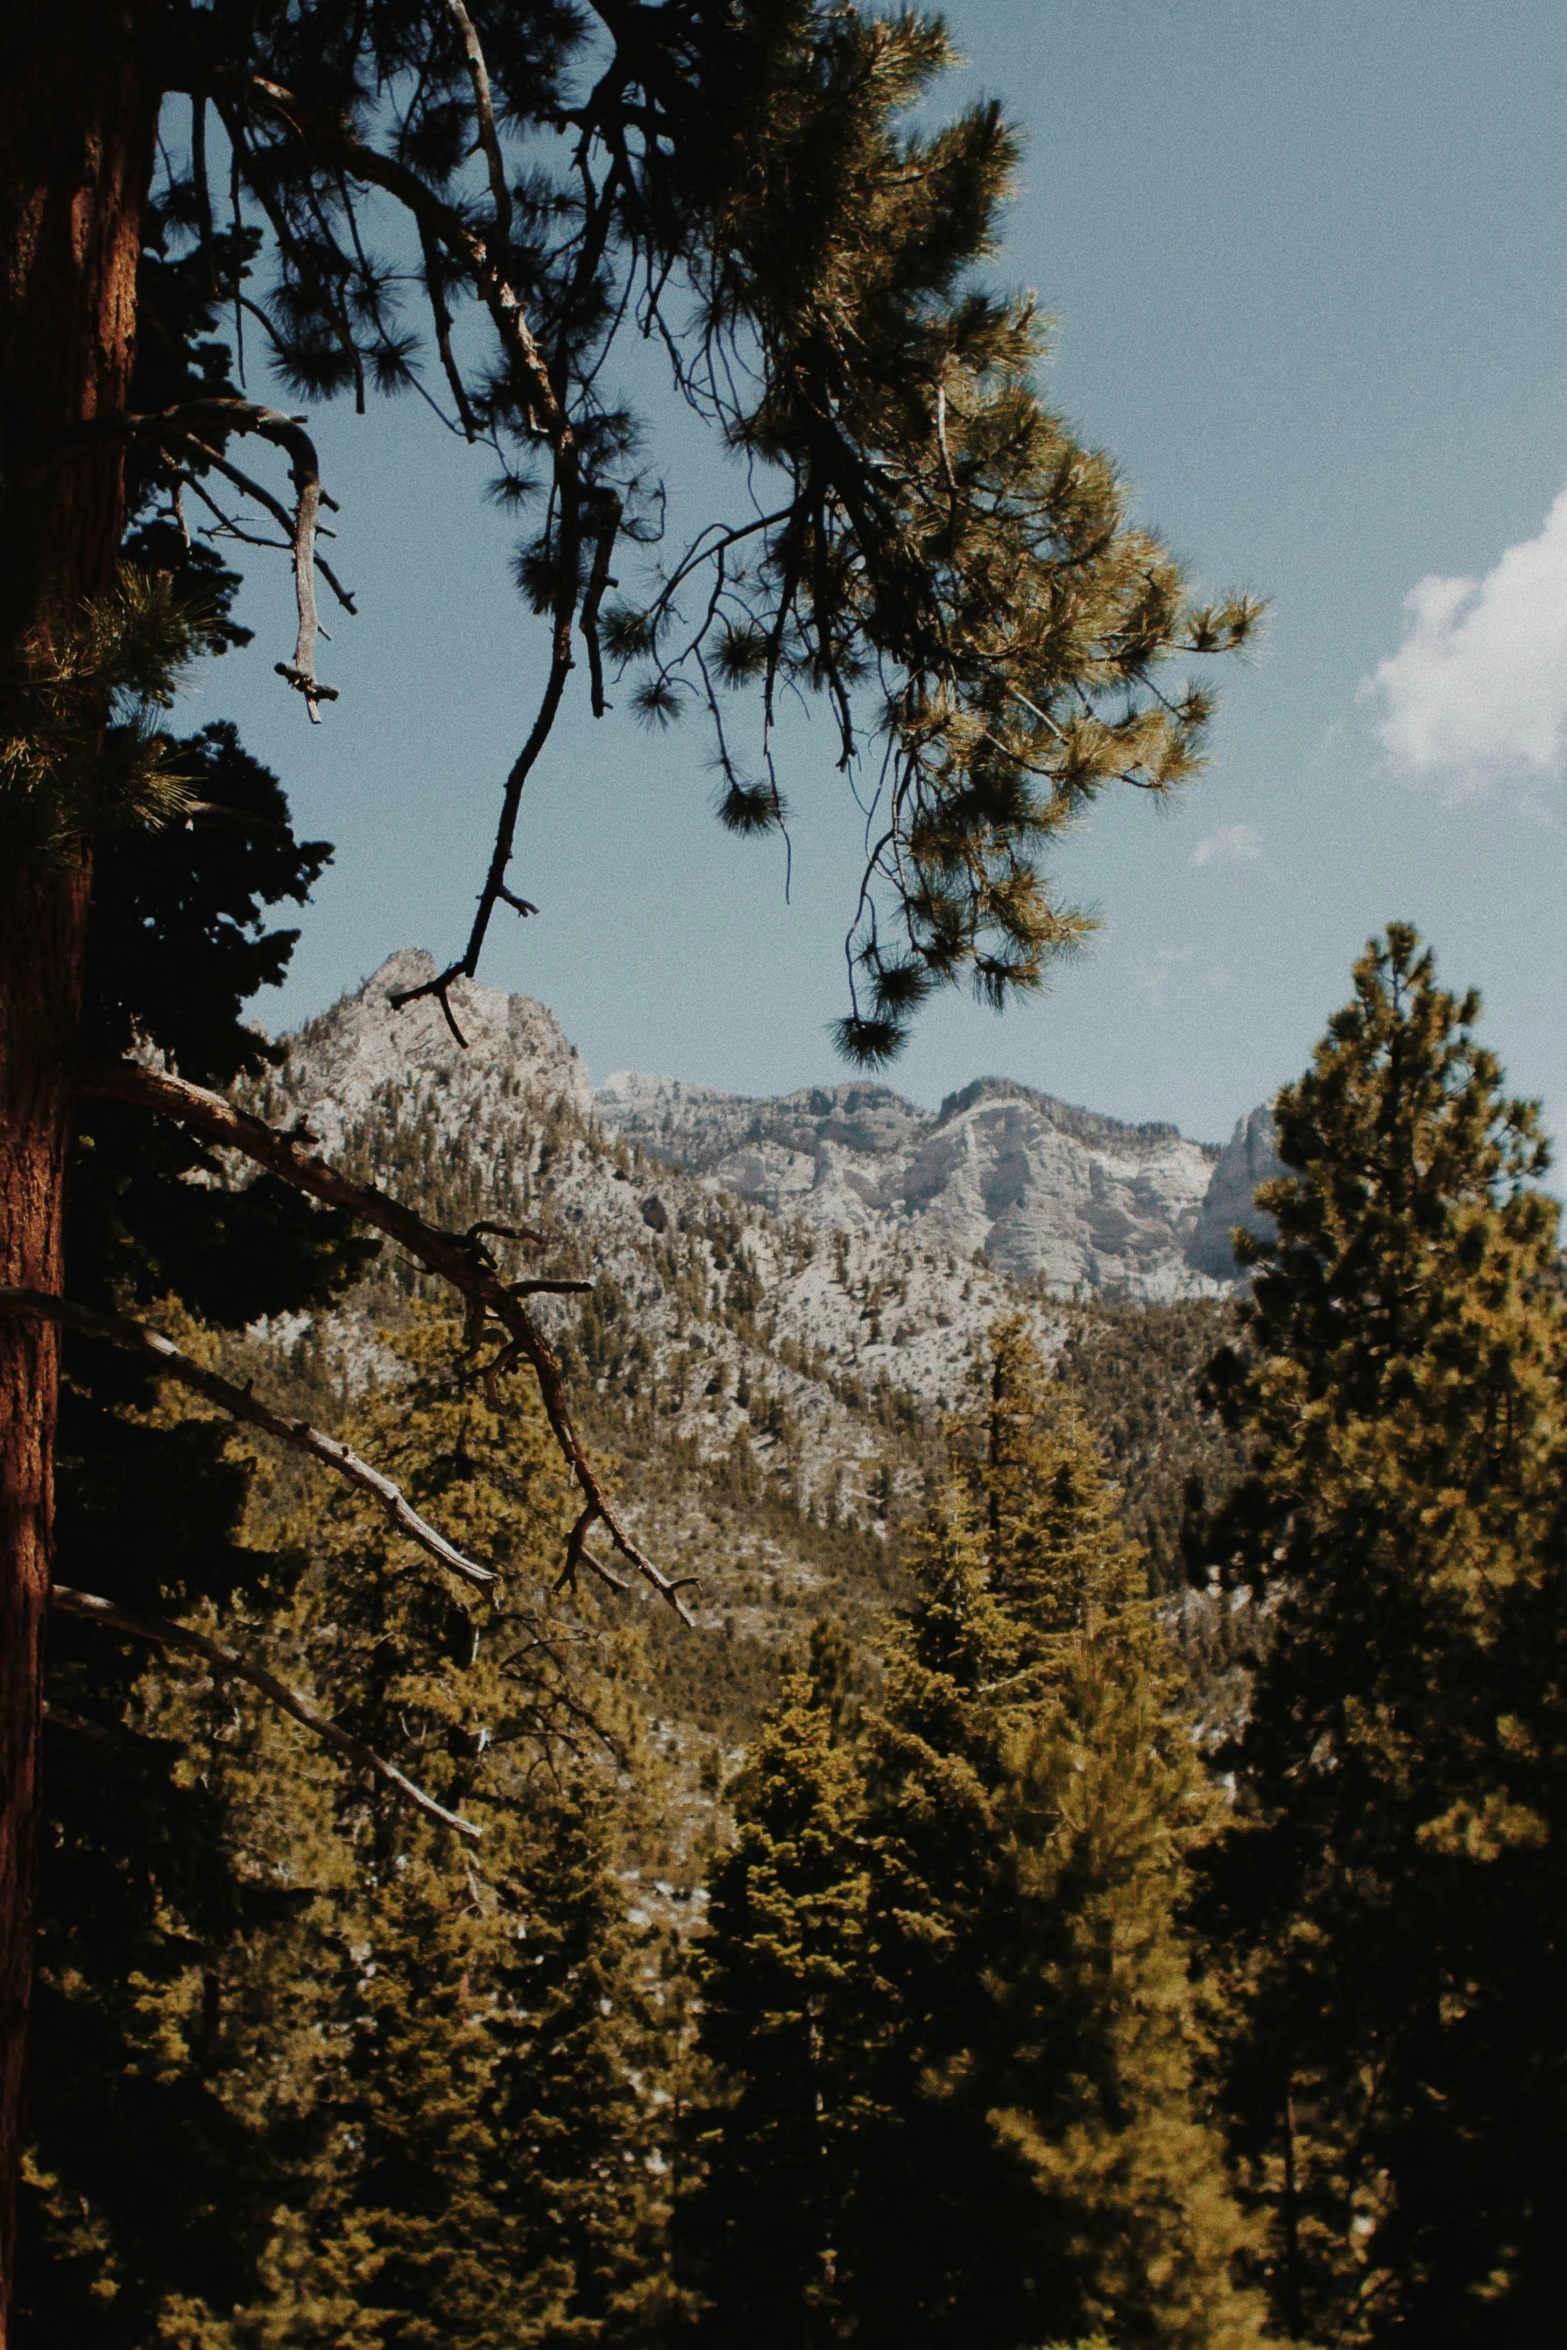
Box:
596 1069 1241 1298
270 954 1274 1299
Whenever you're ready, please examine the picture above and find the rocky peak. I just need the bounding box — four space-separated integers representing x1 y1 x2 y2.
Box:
272 949 590 1158
272 954 1281 1300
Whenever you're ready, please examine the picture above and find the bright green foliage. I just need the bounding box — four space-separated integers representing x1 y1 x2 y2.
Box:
683 1645 870 2347
1198 926 1567 2346
840 1320 1268 2349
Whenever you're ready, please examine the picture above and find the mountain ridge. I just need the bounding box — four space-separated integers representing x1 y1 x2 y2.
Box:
594 1057 1274 1299
245 951 1265 1761
271 950 1279 1299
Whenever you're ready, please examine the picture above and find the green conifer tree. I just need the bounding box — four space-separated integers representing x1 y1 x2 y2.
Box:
841 1319 1268 2350
1195 925 1567 2347
164 1315 671 2350
683 1637 870 2349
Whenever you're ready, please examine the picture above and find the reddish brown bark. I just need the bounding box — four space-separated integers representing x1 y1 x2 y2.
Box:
0 3 157 2334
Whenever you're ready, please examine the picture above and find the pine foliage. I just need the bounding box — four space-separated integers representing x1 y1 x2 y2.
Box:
684 1654 869 2347
1197 925 1567 2346
103 0 1263 1059
688 1318 1269 2349
33 1314 670 2349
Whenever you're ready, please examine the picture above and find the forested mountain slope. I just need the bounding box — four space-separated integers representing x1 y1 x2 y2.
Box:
242 952 1253 1797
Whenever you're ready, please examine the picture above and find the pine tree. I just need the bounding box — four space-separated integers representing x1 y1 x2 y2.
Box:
1194 925 1567 2347
683 1639 870 2349
52 1311 672 2350
841 1319 1268 2350
207 1315 666 2350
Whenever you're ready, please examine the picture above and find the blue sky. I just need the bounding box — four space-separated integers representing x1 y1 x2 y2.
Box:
209 1 1567 1145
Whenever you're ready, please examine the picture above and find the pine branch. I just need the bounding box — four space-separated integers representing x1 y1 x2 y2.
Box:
212 69 586 987
86 396 345 717
51 1586 481 1842
73 1061 697 1623
0 1289 493 1590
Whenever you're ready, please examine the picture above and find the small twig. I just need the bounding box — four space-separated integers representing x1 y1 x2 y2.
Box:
418 212 479 440
0 1290 493 1590
508 1278 593 1297
52 1586 480 1841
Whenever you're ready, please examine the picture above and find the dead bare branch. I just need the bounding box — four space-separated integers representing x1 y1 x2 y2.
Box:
73 1061 696 1625
51 1585 481 1841
445 0 513 249
112 395 346 715
177 433 359 614
0 1290 493 1590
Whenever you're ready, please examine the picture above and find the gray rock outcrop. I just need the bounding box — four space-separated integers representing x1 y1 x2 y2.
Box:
270 954 1274 1299
596 1068 1243 1298
1186 1104 1283 1280
272 948 590 1156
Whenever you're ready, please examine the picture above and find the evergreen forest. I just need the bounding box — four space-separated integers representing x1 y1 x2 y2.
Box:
3 5 1565 2348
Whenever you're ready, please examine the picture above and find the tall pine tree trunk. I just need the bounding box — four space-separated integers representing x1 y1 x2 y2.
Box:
0 7 156 2333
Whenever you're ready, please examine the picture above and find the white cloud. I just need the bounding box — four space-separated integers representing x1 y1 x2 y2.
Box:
1190 822 1263 869
1364 486 1567 790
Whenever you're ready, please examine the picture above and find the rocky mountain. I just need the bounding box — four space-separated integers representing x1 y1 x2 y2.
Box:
277 950 1279 1307
244 949 1269 1788
258 951 1037 1533
596 1067 1278 1301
